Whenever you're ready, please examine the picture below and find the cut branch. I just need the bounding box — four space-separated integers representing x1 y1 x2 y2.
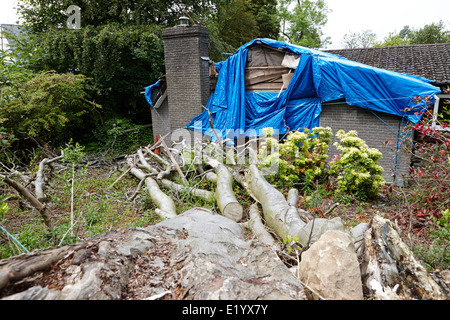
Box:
2 175 53 230
248 203 280 251
35 154 64 202
160 138 189 186
127 159 176 220
245 164 305 242
159 179 213 202
204 155 243 222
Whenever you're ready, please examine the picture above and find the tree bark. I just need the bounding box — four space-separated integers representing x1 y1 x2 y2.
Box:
0 208 306 300
204 156 243 222
360 215 446 300
159 179 213 202
245 164 305 242
35 154 63 202
248 203 280 251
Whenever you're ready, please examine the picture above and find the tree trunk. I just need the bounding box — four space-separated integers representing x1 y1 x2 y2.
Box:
0 208 306 300
204 156 243 222
360 215 446 300
245 164 305 242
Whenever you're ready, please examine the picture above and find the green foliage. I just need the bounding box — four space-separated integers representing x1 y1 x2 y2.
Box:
62 139 85 165
203 0 280 60
278 0 330 48
415 209 450 269
258 127 332 190
0 69 100 146
248 0 280 39
17 0 217 32
330 130 385 200
378 21 450 47
212 0 259 50
17 23 164 117
89 117 154 155
258 127 385 199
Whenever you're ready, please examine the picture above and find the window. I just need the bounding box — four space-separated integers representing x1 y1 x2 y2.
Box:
432 93 450 131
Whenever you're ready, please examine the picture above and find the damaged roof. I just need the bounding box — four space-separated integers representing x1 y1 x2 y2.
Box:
325 43 450 85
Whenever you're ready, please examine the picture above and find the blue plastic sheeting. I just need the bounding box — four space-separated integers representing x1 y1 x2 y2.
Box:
144 79 161 107
182 38 441 140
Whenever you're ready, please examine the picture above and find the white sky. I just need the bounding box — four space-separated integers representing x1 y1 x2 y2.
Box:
323 0 450 48
1 0 450 49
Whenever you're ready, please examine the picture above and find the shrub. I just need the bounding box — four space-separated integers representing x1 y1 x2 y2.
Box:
404 107 450 221
329 130 385 200
0 71 100 146
258 127 332 190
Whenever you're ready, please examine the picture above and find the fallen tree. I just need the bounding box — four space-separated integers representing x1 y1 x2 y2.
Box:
1 138 448 300
0 208 306 300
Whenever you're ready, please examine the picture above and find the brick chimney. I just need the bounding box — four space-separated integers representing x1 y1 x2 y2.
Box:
151 18 210 140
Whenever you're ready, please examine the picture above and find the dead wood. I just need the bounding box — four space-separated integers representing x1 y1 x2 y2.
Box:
0 244 79 292
245 164 305 242
0 208 306 300
204 155 243 222
159 179 213 202
248 203 280 251
286 188 299 207
127 159 177 220
160 138 189 186
2 175 53 230
360 215 446 300
35 154 64 202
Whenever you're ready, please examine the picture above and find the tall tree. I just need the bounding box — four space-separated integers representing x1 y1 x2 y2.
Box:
213 0 259 50
248 0 280 39
341 30 378 49
15 0 215 121
408 20 450 44
378 21 450 47
278 0 330 48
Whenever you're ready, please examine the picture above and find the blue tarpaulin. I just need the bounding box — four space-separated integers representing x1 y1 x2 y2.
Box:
152 38 441 140
144 79 161 107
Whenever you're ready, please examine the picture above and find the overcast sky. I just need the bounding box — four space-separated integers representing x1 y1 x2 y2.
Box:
1 0 450 49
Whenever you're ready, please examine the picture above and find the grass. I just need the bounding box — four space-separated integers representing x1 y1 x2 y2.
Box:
0 166 162 259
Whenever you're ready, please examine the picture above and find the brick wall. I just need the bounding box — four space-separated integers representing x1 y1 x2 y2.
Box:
150 97 170 141
320 102 412 185
156 24 210 140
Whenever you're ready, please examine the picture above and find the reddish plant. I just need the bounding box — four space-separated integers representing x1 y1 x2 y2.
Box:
395 94 450 224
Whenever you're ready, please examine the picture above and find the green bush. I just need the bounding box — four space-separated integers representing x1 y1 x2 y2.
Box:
258 127 332 190
330 130 385 200
0 70 100 146
258 127 385 199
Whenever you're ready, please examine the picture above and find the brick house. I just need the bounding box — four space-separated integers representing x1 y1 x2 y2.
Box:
324 44 450 184
148 20 447 185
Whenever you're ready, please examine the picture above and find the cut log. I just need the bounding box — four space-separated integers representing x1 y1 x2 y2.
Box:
286 188 299 207
245 164 305 242
204 156 243 222
0 208 306 300
248 203 280 251
360 215 447 300
128 160 176 220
